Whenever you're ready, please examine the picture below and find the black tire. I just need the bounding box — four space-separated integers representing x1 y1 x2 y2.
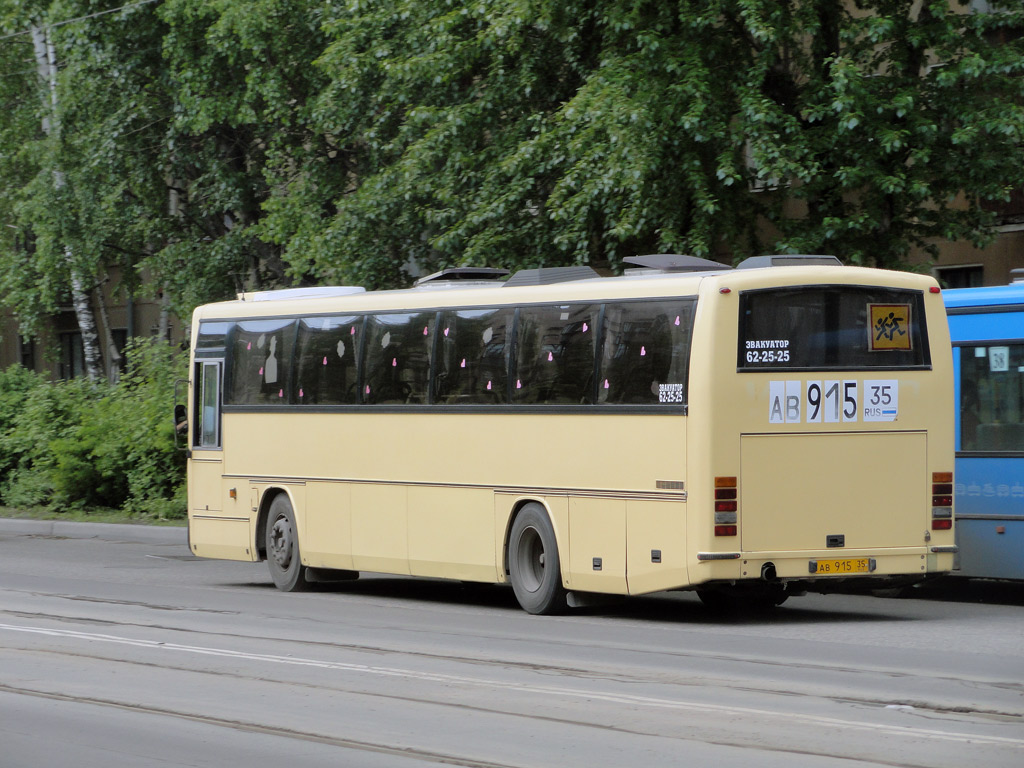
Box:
508 503 567 615
265 494 311 592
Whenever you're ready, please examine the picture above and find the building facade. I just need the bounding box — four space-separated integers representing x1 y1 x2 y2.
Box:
0 269 181 380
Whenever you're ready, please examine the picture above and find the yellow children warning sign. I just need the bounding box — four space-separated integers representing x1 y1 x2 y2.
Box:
869 303 912 351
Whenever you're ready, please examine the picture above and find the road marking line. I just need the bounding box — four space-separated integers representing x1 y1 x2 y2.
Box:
1 622 1021 748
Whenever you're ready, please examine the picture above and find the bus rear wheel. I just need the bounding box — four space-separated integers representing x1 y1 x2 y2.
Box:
508 503 567 615
265 495 311 592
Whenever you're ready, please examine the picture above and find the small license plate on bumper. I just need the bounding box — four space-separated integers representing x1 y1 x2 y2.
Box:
809 558 876 575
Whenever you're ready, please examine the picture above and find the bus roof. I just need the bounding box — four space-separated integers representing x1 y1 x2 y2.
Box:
194 264 938 322
942 282 1024 312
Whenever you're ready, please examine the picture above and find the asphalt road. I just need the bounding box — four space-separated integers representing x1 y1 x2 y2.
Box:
0 519 1021 768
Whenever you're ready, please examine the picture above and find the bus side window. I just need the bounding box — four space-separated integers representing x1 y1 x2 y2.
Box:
960 343 1024 452
228 319 298 404
363 312 435 404
514 304 600 405
599 300 695 405
295 316 362 404
436 308 512 404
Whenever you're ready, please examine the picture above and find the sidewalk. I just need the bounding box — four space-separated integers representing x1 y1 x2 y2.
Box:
0 518 186 545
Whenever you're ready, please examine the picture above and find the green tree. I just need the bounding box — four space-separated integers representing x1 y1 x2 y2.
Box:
0 0 167 374
0 3 75 344
3 0 1024 320
155 0 335 308
267 0 1024 282
736 0 1024 266
0 0 332 335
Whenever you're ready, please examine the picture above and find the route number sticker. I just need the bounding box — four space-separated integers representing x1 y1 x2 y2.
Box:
989 347 1010 373
769 380 899 424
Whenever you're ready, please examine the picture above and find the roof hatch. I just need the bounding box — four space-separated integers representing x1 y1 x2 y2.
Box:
623 254 730 273
413 267 510 287
503 266 601 286
736 254 842 269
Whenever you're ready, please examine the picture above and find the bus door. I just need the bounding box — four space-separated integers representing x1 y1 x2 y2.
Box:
190 359 223 515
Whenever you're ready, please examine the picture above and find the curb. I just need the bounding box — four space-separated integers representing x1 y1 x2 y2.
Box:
0 518 186 545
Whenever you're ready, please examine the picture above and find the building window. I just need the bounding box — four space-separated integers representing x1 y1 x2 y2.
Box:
18 336 35 370
59 332 84 379
935 265 984 290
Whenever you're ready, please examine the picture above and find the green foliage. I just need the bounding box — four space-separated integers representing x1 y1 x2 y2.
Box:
1 0 1022 521
0 373 98 508
152 0 336 310
263 0 1024 277
0 365 49 482
0 340 187 518
112 339 189 517
746 0 1024 265
51 405 131 509
1 0 1023 305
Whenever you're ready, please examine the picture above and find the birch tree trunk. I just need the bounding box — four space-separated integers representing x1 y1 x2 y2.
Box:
95 275 122 384
31 23 103 381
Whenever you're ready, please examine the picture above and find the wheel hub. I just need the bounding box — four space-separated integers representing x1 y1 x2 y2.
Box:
269 516 293 570
516 526 545 592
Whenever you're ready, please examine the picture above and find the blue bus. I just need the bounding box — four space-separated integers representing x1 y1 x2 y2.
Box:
943 280 1024 580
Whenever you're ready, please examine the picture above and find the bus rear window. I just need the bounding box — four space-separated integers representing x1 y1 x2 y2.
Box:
738 286 930 371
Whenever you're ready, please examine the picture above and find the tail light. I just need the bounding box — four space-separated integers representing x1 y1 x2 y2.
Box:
931 471 953 530
715 476 737 536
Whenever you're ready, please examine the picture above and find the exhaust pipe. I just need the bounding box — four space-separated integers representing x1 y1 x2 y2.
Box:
761 562 777 581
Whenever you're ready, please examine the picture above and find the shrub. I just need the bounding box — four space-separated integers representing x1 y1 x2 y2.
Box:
0 373 100 507
0 364 48 481
51 396 132 509
115 339 188 517
0 339 188 519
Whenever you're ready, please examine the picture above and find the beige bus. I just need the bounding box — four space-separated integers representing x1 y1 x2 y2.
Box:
181 255 956 614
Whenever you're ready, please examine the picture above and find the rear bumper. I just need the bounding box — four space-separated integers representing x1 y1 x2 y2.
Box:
693 547 956 586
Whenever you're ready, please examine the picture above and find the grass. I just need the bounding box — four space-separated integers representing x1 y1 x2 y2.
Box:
0 506 186 526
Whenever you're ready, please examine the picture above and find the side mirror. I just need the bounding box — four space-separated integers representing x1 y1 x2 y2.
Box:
173 402 188 451
173 378 190 452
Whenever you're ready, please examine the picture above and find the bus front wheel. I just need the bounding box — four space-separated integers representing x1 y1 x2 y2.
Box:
508 504 567 615
265 495 311 592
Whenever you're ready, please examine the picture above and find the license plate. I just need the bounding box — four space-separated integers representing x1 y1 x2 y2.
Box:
809 558 873 575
